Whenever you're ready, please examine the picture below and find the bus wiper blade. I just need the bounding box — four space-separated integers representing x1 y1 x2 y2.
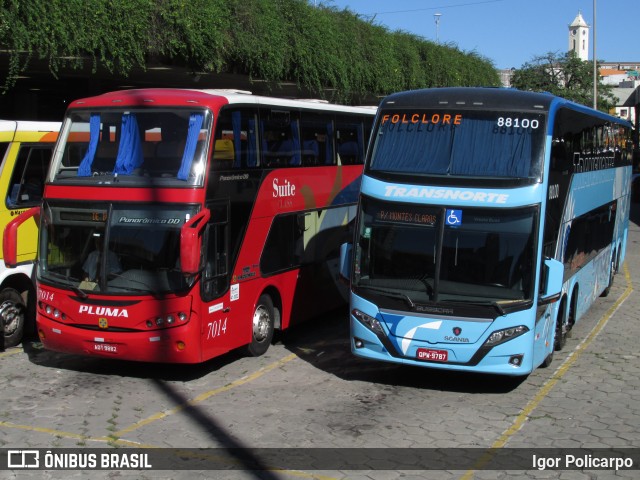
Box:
71 286 88 299
357 285 415 309
443 299 506 316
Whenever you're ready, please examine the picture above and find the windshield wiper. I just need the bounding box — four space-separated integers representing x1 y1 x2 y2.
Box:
443 299 506 316
356 285 416 309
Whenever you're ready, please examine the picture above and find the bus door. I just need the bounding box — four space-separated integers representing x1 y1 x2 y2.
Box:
200 201 232 358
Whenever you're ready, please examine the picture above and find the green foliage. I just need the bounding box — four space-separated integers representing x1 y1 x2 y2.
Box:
0 0 500 101
511 51 618 112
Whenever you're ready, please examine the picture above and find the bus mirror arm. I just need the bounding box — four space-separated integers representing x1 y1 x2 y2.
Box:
538 257 564 306
180 208 211 276
3 206 40 268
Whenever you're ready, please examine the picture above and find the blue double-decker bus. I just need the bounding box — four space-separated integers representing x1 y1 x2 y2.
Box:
340 87 634 375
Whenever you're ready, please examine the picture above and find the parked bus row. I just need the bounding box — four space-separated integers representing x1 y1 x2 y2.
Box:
4 87 635 378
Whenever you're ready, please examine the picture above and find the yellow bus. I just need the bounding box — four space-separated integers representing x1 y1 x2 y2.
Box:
1 120 60 348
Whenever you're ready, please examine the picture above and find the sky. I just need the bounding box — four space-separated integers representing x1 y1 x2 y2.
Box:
323 0 639 70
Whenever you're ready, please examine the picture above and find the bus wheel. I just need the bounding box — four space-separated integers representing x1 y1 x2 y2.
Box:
553 303 567 352
540 351 554 368
0 288 26 349
246 294 275 357
600 256 615 297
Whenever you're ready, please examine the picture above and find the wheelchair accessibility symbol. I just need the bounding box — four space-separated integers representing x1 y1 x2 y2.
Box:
446 209 463 226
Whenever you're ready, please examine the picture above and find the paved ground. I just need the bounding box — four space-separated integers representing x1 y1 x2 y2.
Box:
1 204 639 480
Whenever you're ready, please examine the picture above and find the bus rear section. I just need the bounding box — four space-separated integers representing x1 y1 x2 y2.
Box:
4 89 375 363
343 87 633 376
0 120 60 348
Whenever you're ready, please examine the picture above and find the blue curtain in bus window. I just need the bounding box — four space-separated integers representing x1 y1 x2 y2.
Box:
177 113 204 180
450 119 532 177
325 121 333 165
247 118 257 167
77 113 101 176
113 113 144 175
232 111 242 168
290 120 301 166
373 123 451 173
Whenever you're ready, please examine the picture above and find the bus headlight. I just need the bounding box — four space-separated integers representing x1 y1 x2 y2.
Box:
484 325 529 347
352 309 384 334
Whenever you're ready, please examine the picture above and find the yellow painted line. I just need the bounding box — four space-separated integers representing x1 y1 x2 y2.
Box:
114 352 299 437
0 420 89 442
0 347 23 358
460 264 633 479
0 353 297 442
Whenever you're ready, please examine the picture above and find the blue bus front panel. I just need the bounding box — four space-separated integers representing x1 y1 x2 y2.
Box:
349 294 539 375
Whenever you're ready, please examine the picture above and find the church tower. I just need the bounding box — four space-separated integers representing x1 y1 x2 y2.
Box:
568 12 589 61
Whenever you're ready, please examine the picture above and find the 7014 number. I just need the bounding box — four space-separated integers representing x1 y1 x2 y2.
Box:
207 319 227 339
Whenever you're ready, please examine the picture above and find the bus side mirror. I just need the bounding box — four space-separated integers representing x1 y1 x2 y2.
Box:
3 206 40 268
180 208 210 275
339 242 352 282
539 258 563 305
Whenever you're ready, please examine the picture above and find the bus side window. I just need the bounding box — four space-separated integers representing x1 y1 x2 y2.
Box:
213 108 258 169
262 110 301 168
7 145 52 207
300 113 331 166
336 118 365 165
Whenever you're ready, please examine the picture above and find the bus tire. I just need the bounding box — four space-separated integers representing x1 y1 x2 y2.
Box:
553 301 567 352
600 256 615 297
0 288 26 349
245 294 275 357
540 351 554 368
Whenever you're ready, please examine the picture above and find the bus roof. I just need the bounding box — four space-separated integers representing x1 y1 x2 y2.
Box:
0 119 61 134
67 88 377 115
379 87 632 128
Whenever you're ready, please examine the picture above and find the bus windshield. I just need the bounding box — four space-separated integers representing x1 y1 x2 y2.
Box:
368 110 546 181
51 108 211 187
353 196 538 312
38 203 199 295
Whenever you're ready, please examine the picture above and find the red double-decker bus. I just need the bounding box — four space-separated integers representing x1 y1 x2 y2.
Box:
4 89 375 363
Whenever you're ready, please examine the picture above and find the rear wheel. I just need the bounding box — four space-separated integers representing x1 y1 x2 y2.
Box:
0 288 26 348
600 255 615 297
245 294 275 357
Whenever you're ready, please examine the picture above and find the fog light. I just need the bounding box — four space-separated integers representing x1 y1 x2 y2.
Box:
155 317 164 326
53 309 61 318
167 315 175 325
45 305 53 315
176 341 185 351
509 354 524 366
354 338 364 349
146 320 153 328
178 312 187 322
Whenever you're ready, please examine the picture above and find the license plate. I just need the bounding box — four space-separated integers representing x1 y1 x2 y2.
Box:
93 343 118 354
416 348 448 362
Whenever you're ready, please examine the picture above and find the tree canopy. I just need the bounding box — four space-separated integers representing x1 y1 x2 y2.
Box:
510 51 618 112
0 0 500 102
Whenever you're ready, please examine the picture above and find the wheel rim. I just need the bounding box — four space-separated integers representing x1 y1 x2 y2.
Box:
0 300 23 336
252 305 271 343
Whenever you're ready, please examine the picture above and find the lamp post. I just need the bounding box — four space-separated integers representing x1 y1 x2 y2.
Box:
434 13 442 43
